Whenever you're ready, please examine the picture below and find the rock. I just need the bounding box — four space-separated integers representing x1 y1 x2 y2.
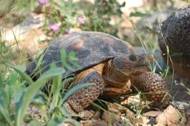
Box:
80 120 107 126
136 10 173 33
102 111 129 126
156 105 186 126
158 6 190 81
79 110 95 120
0 0 15 17
142 105 186 126
1 13 48 56
186 109 190 126
1 13 45 42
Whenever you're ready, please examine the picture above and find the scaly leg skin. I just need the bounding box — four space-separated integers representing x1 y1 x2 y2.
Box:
132 72 171 108
65 71 105 113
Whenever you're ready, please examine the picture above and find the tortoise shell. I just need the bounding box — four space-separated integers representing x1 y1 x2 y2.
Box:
26 31 135 78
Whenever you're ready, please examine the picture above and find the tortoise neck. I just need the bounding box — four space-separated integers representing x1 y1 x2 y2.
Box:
102 60 129 87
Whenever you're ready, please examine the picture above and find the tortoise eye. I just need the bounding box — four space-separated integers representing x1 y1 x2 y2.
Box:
129 55 137 61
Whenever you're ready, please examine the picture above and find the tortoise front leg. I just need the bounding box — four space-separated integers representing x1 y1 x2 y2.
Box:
66 71 104 113
132 72 171 108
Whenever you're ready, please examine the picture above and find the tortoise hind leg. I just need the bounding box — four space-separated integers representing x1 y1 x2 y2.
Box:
132 72 171 108
66 71 104 113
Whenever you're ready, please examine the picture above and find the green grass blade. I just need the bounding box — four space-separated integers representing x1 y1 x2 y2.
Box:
35 51 46 70
49 75 62 112
16 67 65 126
0 103 12 126
60 49 68 67
8 64 34 84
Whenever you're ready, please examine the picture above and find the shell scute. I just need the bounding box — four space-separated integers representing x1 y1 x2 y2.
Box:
26 32 132 77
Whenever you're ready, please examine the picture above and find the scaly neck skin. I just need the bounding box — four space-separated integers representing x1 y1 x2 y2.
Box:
102 60 130 87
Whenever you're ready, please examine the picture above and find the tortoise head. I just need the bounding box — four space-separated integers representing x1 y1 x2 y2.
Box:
111 54 149 76
103 53 150 88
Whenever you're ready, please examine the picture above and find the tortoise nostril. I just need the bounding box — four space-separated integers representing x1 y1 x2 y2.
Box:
129 55 137 62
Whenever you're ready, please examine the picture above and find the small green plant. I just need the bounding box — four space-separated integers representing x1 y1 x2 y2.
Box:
0 43 95 126
37 0 123 37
